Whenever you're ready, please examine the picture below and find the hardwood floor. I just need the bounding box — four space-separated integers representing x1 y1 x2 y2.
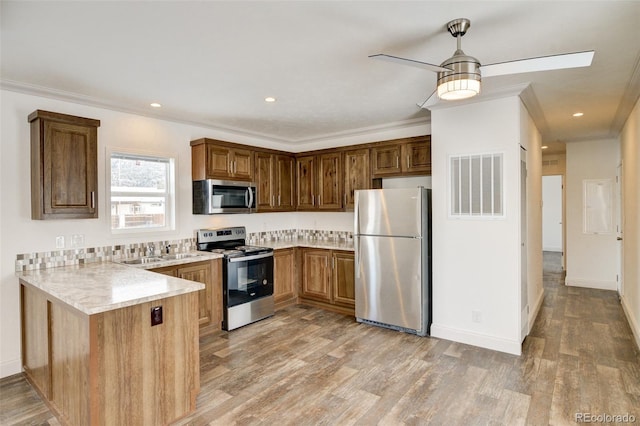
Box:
2 253 638 425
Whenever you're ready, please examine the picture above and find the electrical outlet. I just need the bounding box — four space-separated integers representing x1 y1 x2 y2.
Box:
55 236 65 249
71 234 84 248
151 306 163 326
472 310 482 323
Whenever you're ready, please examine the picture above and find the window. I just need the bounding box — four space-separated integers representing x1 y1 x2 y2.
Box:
110 151 175 233
450 152 504 218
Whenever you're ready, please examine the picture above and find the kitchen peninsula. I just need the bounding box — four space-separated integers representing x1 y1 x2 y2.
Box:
18 262 205 426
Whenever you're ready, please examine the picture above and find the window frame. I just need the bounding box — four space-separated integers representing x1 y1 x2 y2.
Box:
107 147 177 235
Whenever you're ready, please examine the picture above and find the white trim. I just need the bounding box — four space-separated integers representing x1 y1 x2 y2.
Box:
430 323 522 355
565 277 617 291
529 288 545 334
621 295 640 351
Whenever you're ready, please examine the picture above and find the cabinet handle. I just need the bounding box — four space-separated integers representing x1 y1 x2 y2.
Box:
272 195 275 206
312 194 315 205
91 191 95 209
233 161 237 174
332 257 334 269
396 156 399 168
344 193 347 206
278 194 281 206
407 155 410 168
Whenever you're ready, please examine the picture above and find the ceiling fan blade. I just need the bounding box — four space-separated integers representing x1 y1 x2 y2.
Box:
417 89 438 110
480 50 594 78
369 53 452 73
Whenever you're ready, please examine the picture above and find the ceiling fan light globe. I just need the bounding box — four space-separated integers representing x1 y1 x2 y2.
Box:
437 79 481 100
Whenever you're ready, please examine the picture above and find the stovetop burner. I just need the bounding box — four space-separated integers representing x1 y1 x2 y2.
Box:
196 227 273 259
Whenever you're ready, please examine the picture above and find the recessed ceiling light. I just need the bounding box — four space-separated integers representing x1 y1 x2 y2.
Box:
541 145 549 149
572 112 584 117
264 97 276 103
150 102 162 108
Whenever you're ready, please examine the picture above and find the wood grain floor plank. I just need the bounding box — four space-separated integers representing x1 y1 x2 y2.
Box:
2 252 638 425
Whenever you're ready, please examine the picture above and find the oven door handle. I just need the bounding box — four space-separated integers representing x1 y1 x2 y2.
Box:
228 252 273 263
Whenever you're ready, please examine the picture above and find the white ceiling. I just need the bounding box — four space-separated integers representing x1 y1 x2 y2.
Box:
2 1 639 147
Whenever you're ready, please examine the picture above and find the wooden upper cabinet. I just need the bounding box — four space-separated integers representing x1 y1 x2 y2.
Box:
255 151 295 211
275 154 295 210
317 152 342 209
344 149 370 210
296 155 316 209
296 152 342 211
371 144 402 177
29 110 100 220
255 152 274 211
404 139 431 174
371 136 432 178
191 138 253 181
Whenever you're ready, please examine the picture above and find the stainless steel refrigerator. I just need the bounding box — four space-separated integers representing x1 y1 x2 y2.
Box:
354 187 432 336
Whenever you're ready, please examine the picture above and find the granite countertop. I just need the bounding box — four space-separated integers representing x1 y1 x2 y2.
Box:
17 261 206 315
257 238 354 251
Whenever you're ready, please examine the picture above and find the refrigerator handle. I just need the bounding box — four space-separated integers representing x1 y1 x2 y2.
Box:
355 236 361 279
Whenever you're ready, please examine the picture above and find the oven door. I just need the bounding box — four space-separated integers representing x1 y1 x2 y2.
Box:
224 252 274 307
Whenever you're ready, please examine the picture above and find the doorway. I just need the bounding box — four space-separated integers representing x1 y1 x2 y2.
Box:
542 175 564 269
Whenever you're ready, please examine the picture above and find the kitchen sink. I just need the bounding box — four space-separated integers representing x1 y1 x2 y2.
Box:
120 257 162 265
160 253 202 260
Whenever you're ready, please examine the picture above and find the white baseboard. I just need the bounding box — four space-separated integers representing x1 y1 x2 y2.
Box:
0 358 22 379
529 288 545 333
621 296 640 351
565 277 617 291
430 324 522 355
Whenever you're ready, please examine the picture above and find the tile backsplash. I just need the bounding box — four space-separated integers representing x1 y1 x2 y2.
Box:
15 229 353 272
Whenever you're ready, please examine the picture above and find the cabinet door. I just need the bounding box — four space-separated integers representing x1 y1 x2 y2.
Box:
42 121 98 218
275 154 295 211
274 248 296 306
232 148 253 180
300 249 331 302
403 139 431 174
344 149 370 210
296 155 316 210
332 251 355 308
177 262 213 326
205 145 233 178
150 266 177 277
317 152 342 209
371 144 402 177
255 152 274 211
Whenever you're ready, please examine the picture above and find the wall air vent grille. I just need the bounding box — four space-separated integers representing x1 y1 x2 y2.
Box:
450 152 504 218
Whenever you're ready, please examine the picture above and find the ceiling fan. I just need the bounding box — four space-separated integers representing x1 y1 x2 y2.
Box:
370 18 594 107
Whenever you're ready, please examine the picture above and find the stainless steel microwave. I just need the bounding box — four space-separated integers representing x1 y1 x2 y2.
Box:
192 179 257 214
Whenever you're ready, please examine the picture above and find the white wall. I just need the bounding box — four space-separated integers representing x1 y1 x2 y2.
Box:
620 97 640 348
430 96 539 355
565 139 620 290
0 89 427 378
521 105 544 336
542 175 563 252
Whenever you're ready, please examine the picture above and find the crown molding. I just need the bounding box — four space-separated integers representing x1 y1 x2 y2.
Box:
610 51 640 134
1 79 430 146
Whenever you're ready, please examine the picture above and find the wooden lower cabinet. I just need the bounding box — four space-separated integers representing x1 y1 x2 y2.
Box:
20 282 200 426
150 259 222 329
274 248 297 310
299 248 355 314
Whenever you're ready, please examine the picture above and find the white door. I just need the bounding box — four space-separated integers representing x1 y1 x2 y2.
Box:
616 163 624 295
542 175 563 254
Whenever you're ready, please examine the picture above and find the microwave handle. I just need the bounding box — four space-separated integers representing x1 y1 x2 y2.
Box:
246 188 254 209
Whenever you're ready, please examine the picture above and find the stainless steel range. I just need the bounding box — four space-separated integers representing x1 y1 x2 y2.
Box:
196 227 274 331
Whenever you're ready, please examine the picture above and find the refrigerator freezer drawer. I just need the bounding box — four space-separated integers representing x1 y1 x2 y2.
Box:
355 235 425 333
